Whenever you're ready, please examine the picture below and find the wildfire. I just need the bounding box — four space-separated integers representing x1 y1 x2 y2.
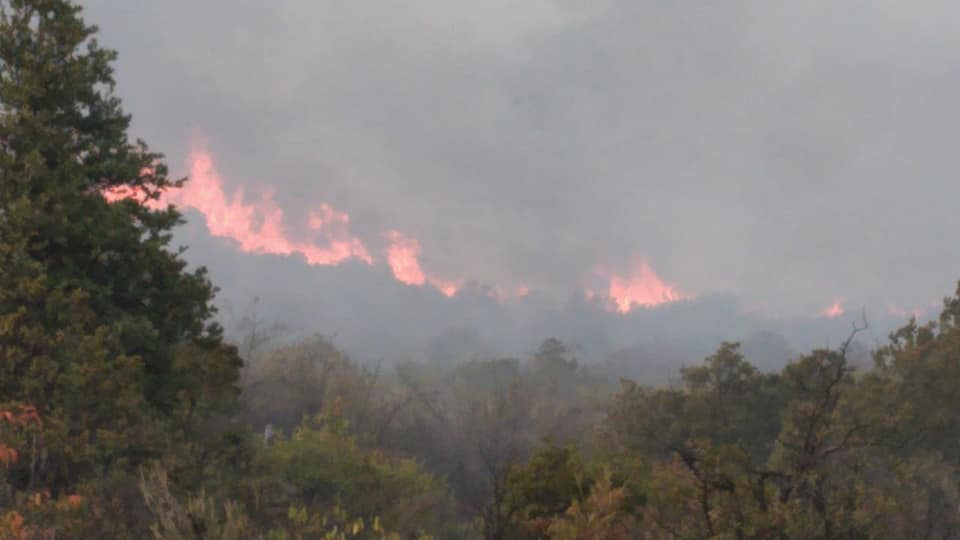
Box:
431 278 461 298
597 260 688 314
385 230 426 286
384 230 460 296
177 152 372 265
105 149 467 296
823 298 845 318
102 147 701 307
101 184 148 205
100 147 941 319
106 150 372 266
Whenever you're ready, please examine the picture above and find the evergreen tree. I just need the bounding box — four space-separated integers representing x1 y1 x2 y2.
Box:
0 0 241 498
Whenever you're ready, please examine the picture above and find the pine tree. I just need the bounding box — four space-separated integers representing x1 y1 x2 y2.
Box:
0 0 241 497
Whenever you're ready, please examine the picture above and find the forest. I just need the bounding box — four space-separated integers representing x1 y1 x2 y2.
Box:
4 2 960 539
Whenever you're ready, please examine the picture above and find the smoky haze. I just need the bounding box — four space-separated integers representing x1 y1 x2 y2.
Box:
80 1 960 363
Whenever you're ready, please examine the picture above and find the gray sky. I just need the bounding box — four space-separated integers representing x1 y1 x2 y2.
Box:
83 0 960 318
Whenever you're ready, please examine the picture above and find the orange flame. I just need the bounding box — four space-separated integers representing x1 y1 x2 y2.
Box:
823 298 845 318
102 148 703 308
101 185 145 204
385 230 426 286
430 278 461 298
598 260 688 313
384 230 460 296
178 152 371 265
106 150 372 266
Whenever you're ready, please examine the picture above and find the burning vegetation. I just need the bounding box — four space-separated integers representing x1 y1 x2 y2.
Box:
4 2 960 539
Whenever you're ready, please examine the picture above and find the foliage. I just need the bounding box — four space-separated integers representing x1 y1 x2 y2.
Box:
140 464 255 540
241 336 382 438
242 412 456 539
501 444 593 538
0 0 240 535
545 471 633 540
599 300 960 538
140 464 425 540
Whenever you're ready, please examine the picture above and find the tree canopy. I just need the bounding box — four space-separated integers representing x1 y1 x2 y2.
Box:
0 0 240 514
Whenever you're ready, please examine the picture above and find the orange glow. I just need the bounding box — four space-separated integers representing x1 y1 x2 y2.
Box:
105 150 372 266
823 298 845 318
101 184 162 207
177 152 372 265
101 167 164 206
599 260 687 313
102 148 693 308
101 185 140 204
102 149 936 317
126 149 942 315
431 278 461 298
385 230 426 285
384 230 460 296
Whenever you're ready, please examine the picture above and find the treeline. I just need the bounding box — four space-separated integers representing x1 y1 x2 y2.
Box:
147 312 960 539
4 1 960 538
11 300 960 538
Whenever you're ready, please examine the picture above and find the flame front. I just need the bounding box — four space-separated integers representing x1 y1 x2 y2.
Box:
105 150 374 266
599 260 687 313
101 147 940 318
175 152 373 265
385 230 426 286
105 149 466 296
384 230 460 296
103 147 699 307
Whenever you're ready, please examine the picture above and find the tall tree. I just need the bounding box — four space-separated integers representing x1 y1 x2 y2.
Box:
0 0 240 498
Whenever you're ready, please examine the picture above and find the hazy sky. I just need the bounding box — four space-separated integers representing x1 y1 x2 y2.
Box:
83 0 960 318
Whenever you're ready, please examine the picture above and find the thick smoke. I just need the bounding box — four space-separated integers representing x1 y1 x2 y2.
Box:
84 1 959 363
